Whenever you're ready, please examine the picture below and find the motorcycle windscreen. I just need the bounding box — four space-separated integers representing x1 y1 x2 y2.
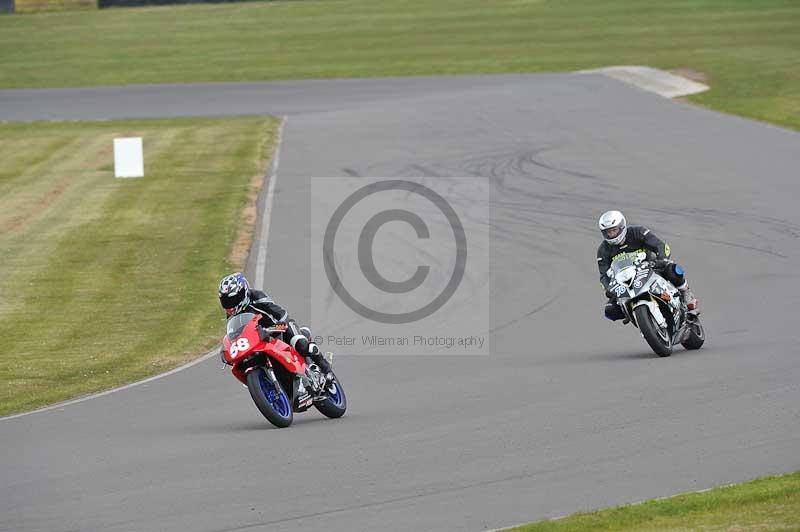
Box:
609 255 636 276
226 312 257 342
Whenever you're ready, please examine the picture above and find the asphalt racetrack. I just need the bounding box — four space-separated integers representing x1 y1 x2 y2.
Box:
2 75 799 532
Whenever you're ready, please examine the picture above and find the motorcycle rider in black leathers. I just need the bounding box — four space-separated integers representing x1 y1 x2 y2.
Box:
597 210 699 321
218 272 333 378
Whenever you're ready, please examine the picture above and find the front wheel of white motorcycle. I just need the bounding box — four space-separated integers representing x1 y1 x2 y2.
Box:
634 305 673 357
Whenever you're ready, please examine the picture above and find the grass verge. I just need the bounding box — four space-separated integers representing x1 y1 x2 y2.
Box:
1 0 799 130
0 117 278 416
507 472 800 531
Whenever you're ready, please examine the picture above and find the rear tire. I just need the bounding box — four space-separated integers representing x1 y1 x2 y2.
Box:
681 318 705 350
246 367 293 428
314 371 347 419
634 305 672 357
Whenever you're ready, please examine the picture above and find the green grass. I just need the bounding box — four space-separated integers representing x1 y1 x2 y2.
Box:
507 472 800 531
0 117 278 416
1 0 799 129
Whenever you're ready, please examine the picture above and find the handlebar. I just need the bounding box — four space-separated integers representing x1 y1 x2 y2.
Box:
258 322 287 341
651 258 673 270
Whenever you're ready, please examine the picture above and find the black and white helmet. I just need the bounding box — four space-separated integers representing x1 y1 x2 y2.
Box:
218 272 251 316
599 210 627 245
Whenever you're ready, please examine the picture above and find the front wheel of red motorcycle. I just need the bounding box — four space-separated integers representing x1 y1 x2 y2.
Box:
314 372 347 419
246 367 294 428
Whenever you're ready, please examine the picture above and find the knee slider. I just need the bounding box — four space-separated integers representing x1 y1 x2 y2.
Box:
673 264 685 276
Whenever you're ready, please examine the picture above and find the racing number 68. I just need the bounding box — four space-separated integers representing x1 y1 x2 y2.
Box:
229 338 250 357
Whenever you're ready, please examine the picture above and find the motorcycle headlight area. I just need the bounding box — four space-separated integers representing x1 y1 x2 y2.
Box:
614 266 636 285
649 278 668 295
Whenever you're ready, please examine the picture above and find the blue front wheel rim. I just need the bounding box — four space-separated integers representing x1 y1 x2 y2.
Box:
259 371 291 418
327 382 344 407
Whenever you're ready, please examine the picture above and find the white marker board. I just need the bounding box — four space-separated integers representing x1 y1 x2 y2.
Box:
114 137 144 178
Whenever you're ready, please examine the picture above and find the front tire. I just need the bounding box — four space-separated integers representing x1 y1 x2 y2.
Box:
246 367 293 428
314 372 347 419
681 318 705 350
634 305 673 357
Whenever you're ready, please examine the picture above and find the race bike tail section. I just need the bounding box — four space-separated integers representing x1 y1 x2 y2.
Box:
221 312 346 427
607 252 705 357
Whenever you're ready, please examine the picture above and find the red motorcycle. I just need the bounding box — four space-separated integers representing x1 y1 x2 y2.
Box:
221 312 346 428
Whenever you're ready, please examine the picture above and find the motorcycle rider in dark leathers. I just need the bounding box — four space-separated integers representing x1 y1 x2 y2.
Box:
597 210 699 321
218 272 333 378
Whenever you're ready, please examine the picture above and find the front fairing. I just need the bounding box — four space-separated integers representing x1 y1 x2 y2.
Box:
265 338 307 375
222 313 264 365
608 257 654 300
617 269 684 335
222 313 307 375
629 267 655 298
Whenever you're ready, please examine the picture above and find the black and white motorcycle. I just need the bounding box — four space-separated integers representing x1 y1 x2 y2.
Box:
607 251 704 357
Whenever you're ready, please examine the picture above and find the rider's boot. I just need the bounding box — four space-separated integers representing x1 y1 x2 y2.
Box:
307 343 333 382
677 282 699 314
605 298 628 323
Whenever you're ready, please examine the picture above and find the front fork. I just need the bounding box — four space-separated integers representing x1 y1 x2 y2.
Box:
233 356 281 388
632 296 699 346
631 298 669 328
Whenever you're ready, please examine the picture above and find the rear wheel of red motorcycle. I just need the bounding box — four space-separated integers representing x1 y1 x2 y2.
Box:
314 372 347 419
246 368 293 428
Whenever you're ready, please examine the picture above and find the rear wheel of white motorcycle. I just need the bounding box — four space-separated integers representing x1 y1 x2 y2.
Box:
681 318 705 350
634 305 672 357
314 371 347 419
246 367 294 428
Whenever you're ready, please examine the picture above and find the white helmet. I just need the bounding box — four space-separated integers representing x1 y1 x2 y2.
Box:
599 210 627 245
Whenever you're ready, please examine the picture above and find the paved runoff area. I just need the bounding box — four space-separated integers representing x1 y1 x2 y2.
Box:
579 66 709 98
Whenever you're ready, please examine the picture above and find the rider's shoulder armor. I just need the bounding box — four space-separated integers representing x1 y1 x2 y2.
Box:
246 289 289 324
625 225 649 242
249 289 273 305
612 225 649 252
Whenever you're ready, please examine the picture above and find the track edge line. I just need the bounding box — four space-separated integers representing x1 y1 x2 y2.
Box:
1 114 290 423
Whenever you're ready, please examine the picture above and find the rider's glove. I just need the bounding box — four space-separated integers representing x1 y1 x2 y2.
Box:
653 258 672 270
